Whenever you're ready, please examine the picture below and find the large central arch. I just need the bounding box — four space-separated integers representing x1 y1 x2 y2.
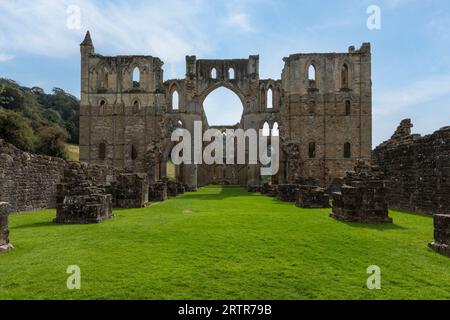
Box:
202 85 244 126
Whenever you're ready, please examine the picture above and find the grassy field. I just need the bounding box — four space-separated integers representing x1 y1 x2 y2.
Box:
65 144 79 161
1 186 450 300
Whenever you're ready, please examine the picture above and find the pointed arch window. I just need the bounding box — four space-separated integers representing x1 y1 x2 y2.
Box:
132 67 140 88
172 90 179 111
308 64 316 88
309 142 316 159
211 68 217 79
341 64 349 89
262 122 270 137
131 144 138 161
99 143 106 160
133 100 140 113
100 68 108 89
228 68 235 80
267 88 273 109
344 142 351 158
272 122 279 137
345 100 351 116
308 100 316 114
99 99 106 115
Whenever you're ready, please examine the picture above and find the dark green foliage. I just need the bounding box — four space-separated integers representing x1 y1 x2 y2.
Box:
0 79 80 157
0 109 35 152
35 126 69 159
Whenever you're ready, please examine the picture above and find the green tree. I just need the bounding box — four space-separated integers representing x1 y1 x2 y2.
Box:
35 126 69 159
0 109 35 152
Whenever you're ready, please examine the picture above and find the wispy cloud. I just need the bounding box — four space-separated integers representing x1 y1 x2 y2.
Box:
0 0 211 63
224 12 254 32
0 53 14 62
374 74 450 117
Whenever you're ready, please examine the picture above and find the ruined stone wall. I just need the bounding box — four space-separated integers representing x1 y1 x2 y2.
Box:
79 31 372 189
0 140 121 213
281 43 372 186
0 139 66 212
373 119 450 215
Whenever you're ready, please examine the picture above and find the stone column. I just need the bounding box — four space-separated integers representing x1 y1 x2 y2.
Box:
184 164 198 191
429 214 450 258
0 202 13 253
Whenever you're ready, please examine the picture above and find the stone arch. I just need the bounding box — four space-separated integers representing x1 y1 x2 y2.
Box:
344 142 351 158
202 85 244 126
98 98 107 115
169 83 180 111
272 122 280 137
131 143 138 161
98 141 107 161
132 98 141 113
339 60 353 90
132 66 141 88
345 99 351 116
228 67 235 80
211 67 217 79
198 82 246 109
266 86 274 109
262 121 270 137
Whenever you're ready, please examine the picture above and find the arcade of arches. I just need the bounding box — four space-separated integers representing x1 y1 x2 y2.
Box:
79 32 372 190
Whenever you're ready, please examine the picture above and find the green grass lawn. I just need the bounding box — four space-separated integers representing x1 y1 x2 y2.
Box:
1 186 450 300
65 144 79 161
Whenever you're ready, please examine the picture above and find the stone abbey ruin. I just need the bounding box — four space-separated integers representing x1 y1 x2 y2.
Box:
78 32 372 188
1 32 450 256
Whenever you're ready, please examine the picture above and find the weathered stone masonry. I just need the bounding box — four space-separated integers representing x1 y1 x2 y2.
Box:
0 139 141 213
0 139 66 213
373 119 450 215
0 202 13 253
429 214 450 258
79 31 372 189
55 162 113 224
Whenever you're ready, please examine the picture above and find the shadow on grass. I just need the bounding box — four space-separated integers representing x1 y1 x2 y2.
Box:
390 209 433 219
179 186 260 201
334 219 406 231
11 221 63 230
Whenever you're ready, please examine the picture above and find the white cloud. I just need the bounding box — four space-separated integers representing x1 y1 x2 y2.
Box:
0 53 14 62
225 12 254 32
374 74 450 117
0 0 211 63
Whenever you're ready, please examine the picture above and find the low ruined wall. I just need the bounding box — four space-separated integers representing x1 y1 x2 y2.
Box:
0 140 121 213
0 140 66 212
372 120 450 215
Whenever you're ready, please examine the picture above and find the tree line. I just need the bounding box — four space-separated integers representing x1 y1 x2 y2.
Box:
0 79 79 159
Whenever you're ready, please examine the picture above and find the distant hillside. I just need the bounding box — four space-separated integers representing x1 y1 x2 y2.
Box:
0 78 79 158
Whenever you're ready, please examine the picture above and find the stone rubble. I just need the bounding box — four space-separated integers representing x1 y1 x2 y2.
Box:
429 214 450 258
0 202 13 253
296 185 330 209
330 161 392 223
373 119 450 215
149 182 168 202
109 173 149 208
54 162 113 224
277 184 299 202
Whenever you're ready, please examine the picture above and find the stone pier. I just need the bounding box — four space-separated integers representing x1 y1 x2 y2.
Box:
429 214 450 257
296 185 330 208
330 161 392 223
0 202 13 253
54 162 113 224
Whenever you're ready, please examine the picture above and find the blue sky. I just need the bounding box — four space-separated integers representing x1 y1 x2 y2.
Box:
1 0 450 146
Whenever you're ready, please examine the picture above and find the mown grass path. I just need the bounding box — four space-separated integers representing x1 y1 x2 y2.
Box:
1 186 449 299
